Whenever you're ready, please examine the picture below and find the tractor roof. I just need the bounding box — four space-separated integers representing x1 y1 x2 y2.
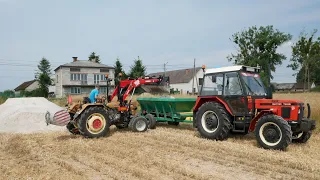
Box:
205 65 260 74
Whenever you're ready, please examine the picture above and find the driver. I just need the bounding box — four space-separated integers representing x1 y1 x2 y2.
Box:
89 84 102 103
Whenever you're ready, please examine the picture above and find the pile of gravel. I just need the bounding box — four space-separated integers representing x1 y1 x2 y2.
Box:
0 97 67 133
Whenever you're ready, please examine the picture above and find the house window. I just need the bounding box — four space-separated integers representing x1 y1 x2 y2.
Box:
56 75 58 83
71 87 81 94
100 87 107 93
70 68 81 72
71 73 87 82
94 74 106 84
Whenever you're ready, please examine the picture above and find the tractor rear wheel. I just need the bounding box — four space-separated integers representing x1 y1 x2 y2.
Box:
195 102 232 140
292 131 312 143
255 114 292 150
77 106 110 138
145 114 156 129
129 116 148 132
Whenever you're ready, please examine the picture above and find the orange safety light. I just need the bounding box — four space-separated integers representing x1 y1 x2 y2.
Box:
202 65 206 69
67 95 72 104
105 73 109 78
118 106 127 111
119 72 123 77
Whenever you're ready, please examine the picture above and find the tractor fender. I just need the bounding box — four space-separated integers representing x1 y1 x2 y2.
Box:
248 109 277 132
72 103 105 120
192 96 233 128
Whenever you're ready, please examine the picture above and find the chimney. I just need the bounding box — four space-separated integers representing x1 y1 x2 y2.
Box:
72 57 78 62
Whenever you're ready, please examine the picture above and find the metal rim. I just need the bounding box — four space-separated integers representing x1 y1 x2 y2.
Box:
201 110 219 133
259 122 282 146
86 113 107 134
135 119 147 131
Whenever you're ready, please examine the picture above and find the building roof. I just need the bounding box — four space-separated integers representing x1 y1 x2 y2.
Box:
293 82 314 89
148 67 202 84
54 60 114 71
204 65 260 74
272 83 295 90
14 80 37 91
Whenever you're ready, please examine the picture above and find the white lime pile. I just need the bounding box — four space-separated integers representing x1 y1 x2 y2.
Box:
0 97 67 133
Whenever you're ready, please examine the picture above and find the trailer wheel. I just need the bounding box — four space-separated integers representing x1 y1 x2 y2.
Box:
77 106 110 138
292 131 312 143
195 102 232 140
129 116 148 132
255 114 292 150
145 114 156 129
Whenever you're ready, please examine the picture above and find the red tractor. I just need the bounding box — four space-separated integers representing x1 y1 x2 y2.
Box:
193 65 316 150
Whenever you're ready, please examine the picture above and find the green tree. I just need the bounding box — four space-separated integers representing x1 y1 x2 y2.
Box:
35 57 52 97
129 56 146 78
227 25 292 86
287 29 320 91
88 52 101 63
114 57 127 84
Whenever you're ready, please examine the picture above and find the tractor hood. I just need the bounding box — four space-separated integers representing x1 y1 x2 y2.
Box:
255 98 304 105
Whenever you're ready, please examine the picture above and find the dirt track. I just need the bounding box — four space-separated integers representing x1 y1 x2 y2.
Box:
0 123 319 180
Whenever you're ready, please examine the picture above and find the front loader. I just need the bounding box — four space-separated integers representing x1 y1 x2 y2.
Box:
45 73 170 138
192 65 316 150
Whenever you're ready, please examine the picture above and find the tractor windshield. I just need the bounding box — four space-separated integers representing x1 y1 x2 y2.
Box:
240 72 266 96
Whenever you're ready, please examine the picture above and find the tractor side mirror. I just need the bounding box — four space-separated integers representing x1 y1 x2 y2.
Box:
211 75 217 83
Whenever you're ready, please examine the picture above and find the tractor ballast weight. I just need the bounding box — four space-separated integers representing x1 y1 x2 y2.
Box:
193 65 316 150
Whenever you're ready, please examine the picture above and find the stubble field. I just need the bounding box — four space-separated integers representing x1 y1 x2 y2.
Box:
0 92 319 180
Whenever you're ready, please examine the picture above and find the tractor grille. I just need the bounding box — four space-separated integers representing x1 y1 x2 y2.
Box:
281 107 291 119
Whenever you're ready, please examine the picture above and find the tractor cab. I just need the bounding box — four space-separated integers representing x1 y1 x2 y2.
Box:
199 65 268 118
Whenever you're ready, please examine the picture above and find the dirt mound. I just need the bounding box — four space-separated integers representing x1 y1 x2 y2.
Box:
0 97 66 133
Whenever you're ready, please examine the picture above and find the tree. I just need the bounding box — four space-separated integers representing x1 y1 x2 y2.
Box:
227 25 292 86
35 57 52 97
88 52 101 63
114 57 127 84
129 56 146 78
287 29 320 91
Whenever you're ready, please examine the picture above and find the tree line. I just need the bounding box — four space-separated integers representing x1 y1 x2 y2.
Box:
1 25 320 97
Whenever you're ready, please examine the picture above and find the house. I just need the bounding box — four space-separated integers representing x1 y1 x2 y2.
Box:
272 82 316 92
148 67 204 94
14 80 39 95
54 57 115 97
272 83 295 92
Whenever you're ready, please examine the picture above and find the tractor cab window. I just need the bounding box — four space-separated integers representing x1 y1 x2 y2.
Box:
224 72 243 95
200 73 223 96
240 72 266 96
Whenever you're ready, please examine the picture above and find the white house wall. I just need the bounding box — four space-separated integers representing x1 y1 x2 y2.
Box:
55 67 115 97
170 70 204 94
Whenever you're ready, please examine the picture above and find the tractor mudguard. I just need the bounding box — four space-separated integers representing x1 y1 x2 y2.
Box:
193 96 233 115
72 103 105 120
248 109 277 132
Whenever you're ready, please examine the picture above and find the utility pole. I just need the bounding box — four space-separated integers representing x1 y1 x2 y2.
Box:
192 58 195 94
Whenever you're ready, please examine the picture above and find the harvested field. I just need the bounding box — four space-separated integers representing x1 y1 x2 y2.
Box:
0 124 320 180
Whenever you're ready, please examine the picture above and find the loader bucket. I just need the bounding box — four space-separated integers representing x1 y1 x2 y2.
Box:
136 97 196 123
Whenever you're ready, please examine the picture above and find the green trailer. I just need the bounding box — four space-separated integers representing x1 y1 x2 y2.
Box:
136 97 197 125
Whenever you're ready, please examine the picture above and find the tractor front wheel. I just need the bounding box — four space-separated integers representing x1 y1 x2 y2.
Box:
292 131 312 143
77 106 110 138
255 114 292 150
195 102 232 140
129 116 148 132
66 122 80 135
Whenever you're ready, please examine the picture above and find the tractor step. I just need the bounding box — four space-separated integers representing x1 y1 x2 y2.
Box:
232 121 246 133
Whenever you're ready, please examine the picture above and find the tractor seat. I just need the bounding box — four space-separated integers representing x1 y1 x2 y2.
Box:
83 97 91 104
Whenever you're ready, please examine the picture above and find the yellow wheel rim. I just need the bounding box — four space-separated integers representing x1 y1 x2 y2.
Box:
86 113 107 134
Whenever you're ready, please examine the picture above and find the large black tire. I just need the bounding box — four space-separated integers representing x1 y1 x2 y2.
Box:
195 102 232 140
292 131 312 143
129 116 148 132
255 114 292 150
77 106 110 138
145 114 157 129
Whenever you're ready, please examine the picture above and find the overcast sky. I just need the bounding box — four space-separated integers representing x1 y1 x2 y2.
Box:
1 0 320 91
